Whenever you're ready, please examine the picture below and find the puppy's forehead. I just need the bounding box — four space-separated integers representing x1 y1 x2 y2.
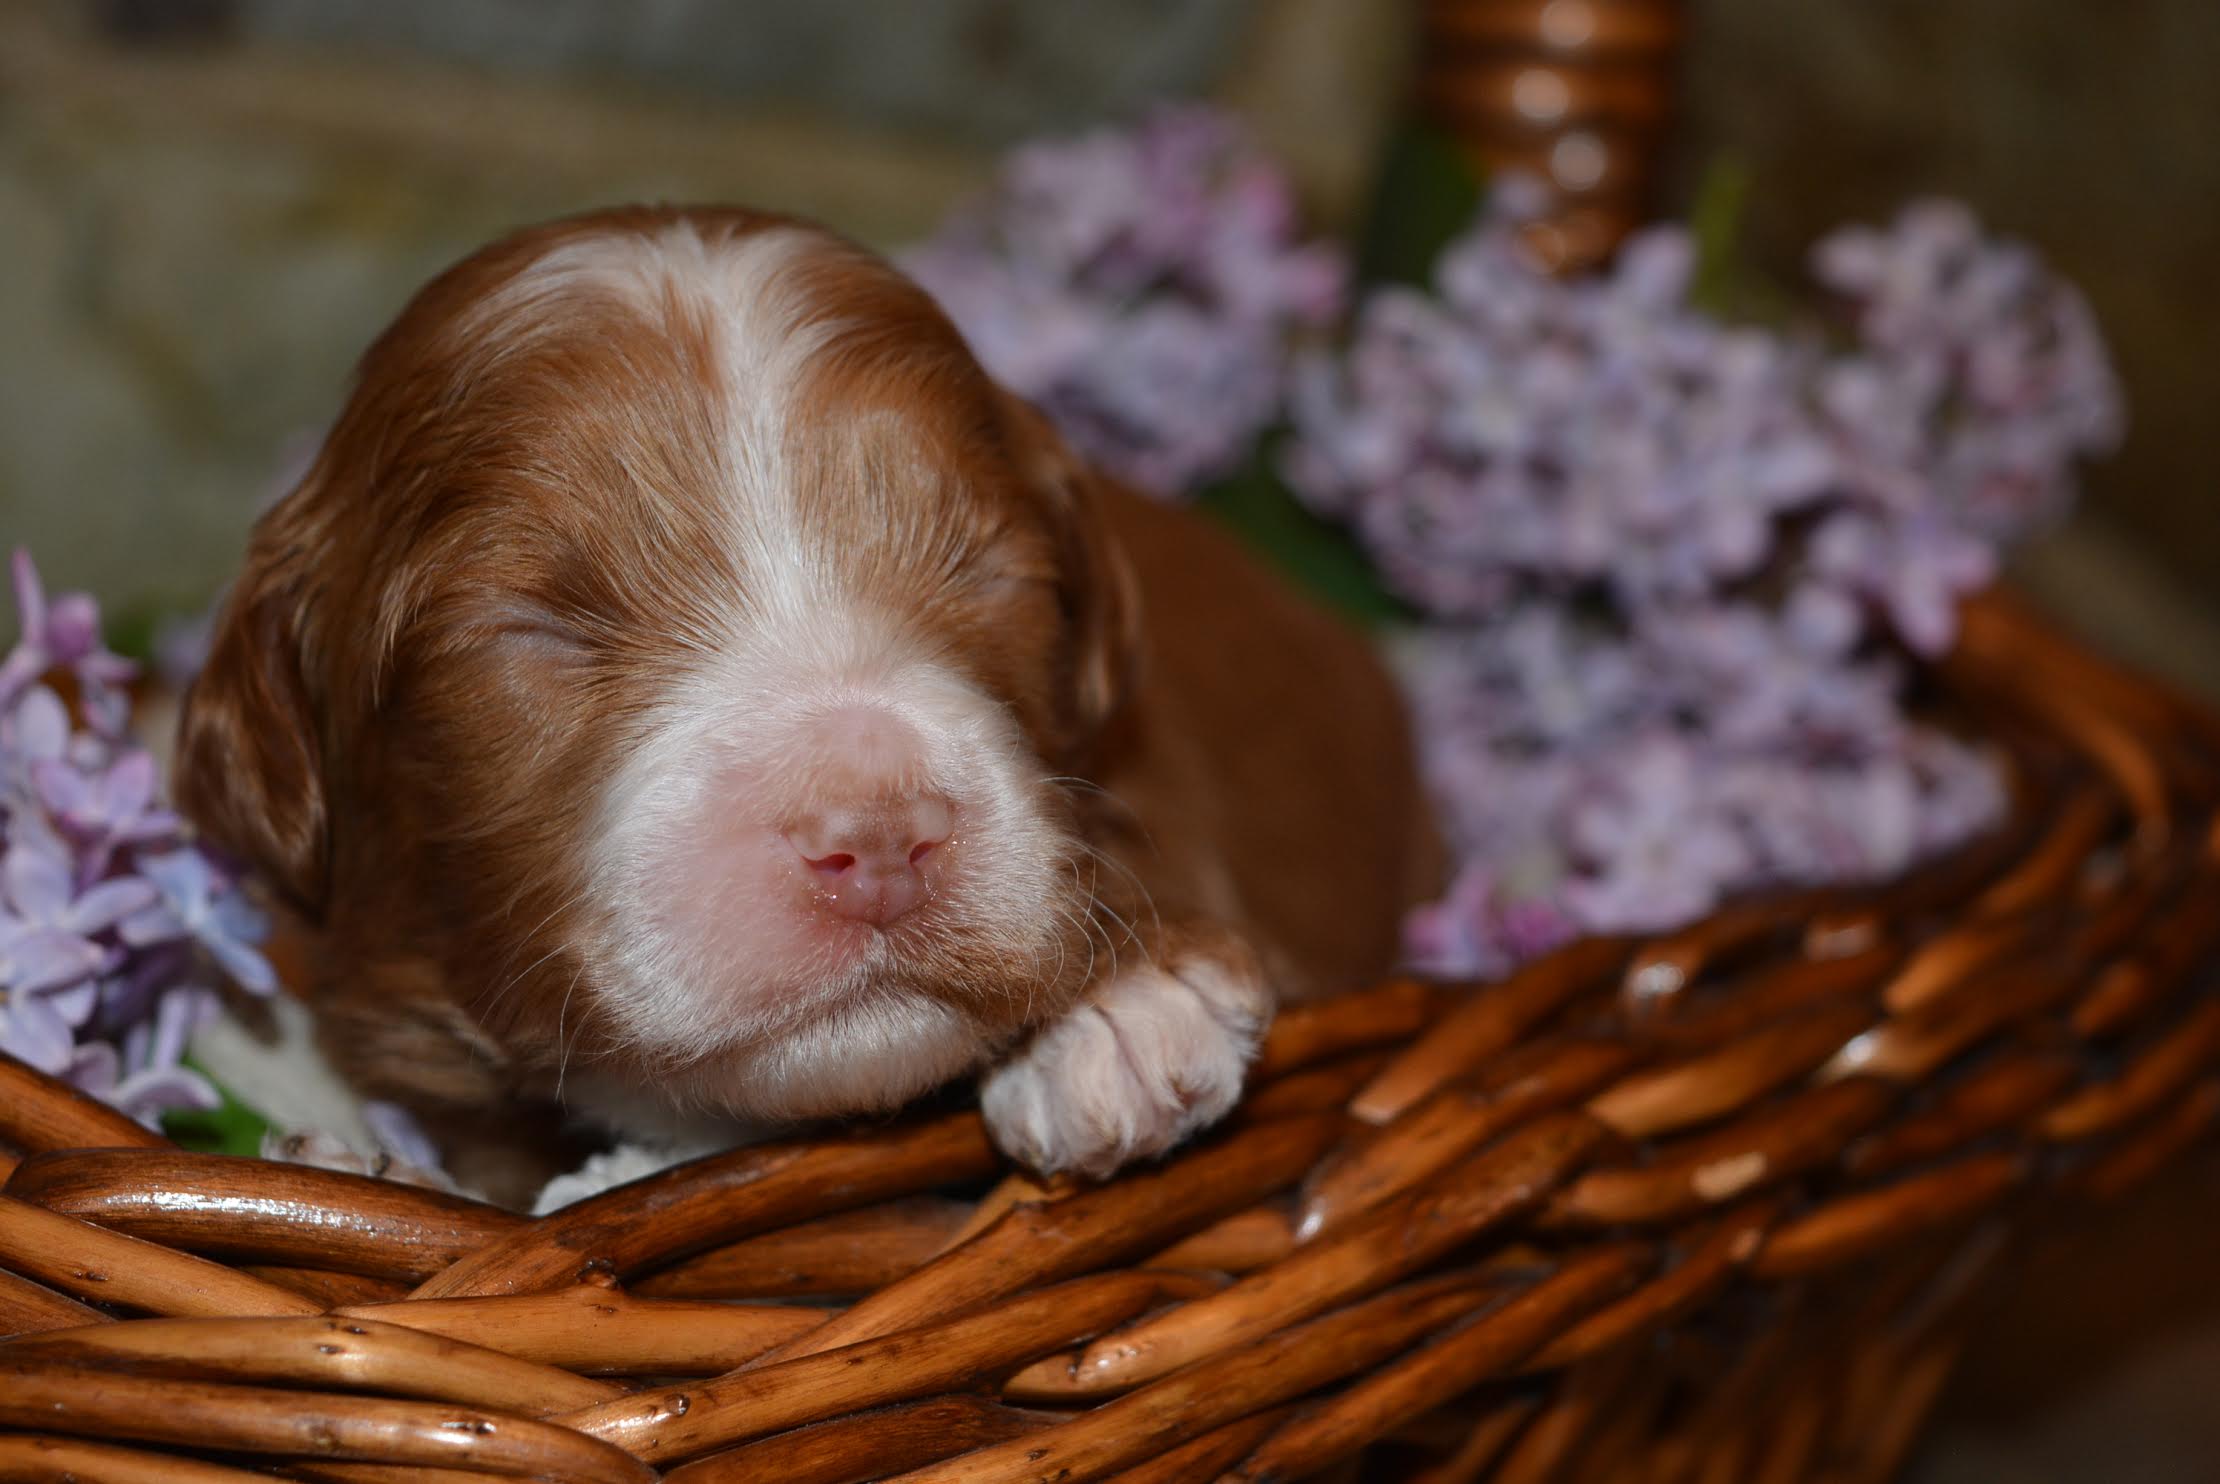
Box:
461 216 987 453
460 219 837 395
429 215 1015 634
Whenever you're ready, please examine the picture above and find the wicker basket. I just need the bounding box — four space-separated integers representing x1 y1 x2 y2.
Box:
1 592 2215 1481
6 9 2207 1477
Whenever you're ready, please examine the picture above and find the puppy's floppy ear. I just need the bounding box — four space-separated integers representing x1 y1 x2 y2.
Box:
174 492 333 921
1057 471 1144 745
999 396 1144 755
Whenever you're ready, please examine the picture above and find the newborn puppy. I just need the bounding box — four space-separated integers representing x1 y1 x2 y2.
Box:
177 207 1435 1196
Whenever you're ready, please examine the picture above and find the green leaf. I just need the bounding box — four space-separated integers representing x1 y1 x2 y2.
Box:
1353 122 1488 291
1193 441 1415 631
1684 153 1798 327
1190 120 1479 632
162 1057 274 1155
98 601 166 667
1190 120 1484 628
1688 154 1752 318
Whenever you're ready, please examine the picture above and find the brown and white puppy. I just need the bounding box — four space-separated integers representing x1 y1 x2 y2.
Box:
177 206 1435 1196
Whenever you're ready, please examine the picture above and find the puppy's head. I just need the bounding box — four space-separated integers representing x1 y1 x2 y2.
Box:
177 208 1139 1125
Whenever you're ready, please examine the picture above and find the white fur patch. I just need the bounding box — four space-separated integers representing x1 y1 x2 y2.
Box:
530 1137 727 1216
191 994 382 1150
980 952 1271 1179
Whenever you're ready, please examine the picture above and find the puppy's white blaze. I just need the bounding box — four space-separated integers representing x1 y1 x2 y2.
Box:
500 220 1067 1115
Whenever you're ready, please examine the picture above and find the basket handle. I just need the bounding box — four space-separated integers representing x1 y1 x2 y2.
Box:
1414 0 1689 269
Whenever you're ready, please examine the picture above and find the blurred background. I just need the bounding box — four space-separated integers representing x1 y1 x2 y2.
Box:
2 1 2217 1476
4 0 2219 697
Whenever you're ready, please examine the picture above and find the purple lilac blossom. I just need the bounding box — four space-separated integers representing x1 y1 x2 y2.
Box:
0 550 274 1123
1291 196 2117 977
0 551 138 738
901 105 1346 496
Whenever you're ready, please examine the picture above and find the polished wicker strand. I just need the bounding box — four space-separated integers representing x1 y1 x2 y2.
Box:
1 594 2216 1481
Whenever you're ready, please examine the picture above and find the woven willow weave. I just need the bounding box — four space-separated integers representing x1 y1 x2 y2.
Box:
0 595 2215 1480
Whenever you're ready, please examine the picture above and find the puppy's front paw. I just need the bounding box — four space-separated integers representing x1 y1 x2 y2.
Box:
980 947 1271 1179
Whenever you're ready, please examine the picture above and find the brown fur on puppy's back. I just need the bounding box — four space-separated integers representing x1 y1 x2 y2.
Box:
1097 484 1440 998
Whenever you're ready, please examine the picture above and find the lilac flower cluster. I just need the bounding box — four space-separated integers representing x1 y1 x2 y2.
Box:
1289 193 2121 976
0 552 276 1122
1393 606 2007 975
902 105 1345 495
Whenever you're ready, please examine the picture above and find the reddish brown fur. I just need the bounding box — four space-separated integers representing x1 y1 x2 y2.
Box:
176 207 1435 1187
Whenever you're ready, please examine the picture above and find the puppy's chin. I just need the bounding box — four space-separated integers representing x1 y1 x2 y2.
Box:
679 988 989 1120
572 987 994 1138
572 844 1079 1068
563 832 1086 1131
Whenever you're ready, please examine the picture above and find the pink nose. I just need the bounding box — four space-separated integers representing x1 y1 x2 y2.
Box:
786 793 954 925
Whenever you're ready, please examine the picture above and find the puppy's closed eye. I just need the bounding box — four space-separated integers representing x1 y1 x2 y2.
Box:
466 608 596 662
